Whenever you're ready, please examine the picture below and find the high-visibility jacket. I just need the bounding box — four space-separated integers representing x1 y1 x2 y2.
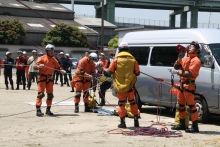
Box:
109 52 139 93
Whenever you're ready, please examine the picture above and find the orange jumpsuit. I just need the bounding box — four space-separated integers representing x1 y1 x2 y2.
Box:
71 57 95 104
109 58 140 118
35 55 62 107
23 55 29 79
175 53 201 122
98 58 108 68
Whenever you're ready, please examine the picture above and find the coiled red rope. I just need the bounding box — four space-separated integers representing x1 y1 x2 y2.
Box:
108 125 183 138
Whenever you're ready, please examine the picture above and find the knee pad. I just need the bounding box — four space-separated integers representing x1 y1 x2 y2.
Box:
188 104 197 114
37 92 45 99
75 92 81 98
118 100 126 106
83 91 89 98
47 93 54 100
128 99 136 106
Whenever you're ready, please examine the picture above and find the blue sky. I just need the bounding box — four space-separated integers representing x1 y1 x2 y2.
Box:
62 4 220 27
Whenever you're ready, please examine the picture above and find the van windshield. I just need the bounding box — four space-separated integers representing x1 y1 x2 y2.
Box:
209 43 220 66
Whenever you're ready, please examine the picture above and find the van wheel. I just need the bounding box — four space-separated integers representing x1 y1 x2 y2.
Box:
134 90 142 111
195 95 210 123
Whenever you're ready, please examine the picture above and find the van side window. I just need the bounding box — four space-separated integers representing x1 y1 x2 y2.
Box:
129 47 150 65
150 47 178 67
198 47 209 67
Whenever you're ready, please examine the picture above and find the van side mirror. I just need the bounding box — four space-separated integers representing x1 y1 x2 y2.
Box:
203 55 214 68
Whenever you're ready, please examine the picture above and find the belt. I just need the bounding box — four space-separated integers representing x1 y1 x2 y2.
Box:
182 80 195 85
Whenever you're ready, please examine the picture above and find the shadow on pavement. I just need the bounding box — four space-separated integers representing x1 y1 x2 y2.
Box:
199 130 220 135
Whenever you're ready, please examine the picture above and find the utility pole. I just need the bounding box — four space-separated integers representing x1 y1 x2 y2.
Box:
101 0 104 52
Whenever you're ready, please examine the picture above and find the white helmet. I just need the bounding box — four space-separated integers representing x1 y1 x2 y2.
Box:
65 53 69 57
32 50 37 53
89 52 97 59
38 52 43 55
6 52 11 55
45 44 55 51
119 42 129 50
23 51 27 54
60 52 64 55
96 62 102 68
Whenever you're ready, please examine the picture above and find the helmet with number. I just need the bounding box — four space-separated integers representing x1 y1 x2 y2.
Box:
45 44 55 51
6 51 11 56
95 62 103 68
89 52 97 60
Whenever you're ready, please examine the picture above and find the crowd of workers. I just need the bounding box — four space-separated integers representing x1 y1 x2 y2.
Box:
0 40 201 133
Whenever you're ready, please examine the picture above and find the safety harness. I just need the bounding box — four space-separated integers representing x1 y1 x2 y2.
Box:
37 73 53 84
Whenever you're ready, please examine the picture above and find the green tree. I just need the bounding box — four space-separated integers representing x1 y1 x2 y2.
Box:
108 35 118 49
0 20 26 44
42 23 88 47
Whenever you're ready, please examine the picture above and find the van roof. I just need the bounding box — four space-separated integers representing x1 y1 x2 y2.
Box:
122 28 220 45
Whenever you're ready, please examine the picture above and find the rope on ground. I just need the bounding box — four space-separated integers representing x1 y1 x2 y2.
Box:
107 125 183 138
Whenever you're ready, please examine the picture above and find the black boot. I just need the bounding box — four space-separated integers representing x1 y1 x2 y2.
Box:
46 106 54 116
171 119 186 130
16 84 19 90
70 87 75 92
134 115 139 127
185 120 199 133
11 84 14 90
118 117 126 128
67 82 70 87
60 83 63 87
36 106 44 116
6 84 9 90
74 103 79 113
55 80 58 84
84 103 90 112
23 84 26 90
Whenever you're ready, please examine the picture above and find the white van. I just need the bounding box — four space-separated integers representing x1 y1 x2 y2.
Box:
114 28 220 123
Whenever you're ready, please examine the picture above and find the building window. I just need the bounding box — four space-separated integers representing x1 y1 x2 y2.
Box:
150 46 178 67
129 47 150 65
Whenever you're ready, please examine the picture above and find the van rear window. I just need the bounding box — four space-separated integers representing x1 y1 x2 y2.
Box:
129 47 150 65
150 46 179 67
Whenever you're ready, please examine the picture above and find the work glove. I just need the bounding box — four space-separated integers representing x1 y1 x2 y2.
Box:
168 69 179 75
39 64 44 68
60 70 66 74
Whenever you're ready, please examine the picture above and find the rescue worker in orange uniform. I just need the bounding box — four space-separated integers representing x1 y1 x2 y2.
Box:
23 51 29 83
170 41 201 133
98 53 108 68
34 44 66 116
107 42 140 128
71 52 96 113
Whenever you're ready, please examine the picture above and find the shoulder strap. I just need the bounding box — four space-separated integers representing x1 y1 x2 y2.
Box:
28 57 37 65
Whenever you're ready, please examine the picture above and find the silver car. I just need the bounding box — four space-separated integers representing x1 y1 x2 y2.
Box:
69 58 79 69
